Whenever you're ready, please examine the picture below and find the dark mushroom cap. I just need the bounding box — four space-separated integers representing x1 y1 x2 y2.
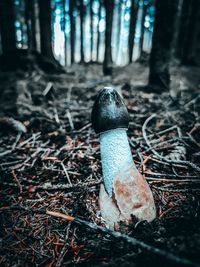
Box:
91 87 130 134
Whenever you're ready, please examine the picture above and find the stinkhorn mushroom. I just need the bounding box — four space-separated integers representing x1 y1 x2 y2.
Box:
91 87 156 229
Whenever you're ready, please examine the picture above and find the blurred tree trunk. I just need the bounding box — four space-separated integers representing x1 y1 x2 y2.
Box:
97 0 102 61
90 0 94 61
181 0 200 64
17 0 25 48
175 0 191 59
103 0 114 75
0 0 16 54
25 0 37 51
38 0 55 61
171 0 182 57
175 0 200 64
116 0 122 62
62 0 67 66
197 30 200 66
139 1 148 57
69 0 76 64
128 0 139 63
148 0 178 91
80 0 85 63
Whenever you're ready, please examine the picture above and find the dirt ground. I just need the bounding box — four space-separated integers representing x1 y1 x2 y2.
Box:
0 63 200 267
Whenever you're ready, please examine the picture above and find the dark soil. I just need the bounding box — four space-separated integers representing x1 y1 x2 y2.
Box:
0 63 200 267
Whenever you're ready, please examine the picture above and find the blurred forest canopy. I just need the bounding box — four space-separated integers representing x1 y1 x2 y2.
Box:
0 0 200 90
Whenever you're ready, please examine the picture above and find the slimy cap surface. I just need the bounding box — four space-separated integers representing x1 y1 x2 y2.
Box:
91 87 130 134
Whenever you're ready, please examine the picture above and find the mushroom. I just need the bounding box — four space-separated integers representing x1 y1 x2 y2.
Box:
91 87 156 229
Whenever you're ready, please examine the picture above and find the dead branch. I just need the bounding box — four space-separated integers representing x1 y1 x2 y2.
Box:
142 114 200 173
46 210 199 267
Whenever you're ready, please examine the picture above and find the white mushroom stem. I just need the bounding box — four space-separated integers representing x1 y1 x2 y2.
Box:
100 128 134 197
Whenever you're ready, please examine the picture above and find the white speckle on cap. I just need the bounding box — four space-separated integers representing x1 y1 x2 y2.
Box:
100 128 135 196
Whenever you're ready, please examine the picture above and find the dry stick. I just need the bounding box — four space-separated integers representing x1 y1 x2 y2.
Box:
11 133 21 150
135 125 179 141
56 222 72 267
146 177 200 183
43 82 53 96
75 123 91 133
54 107 60 125
1 179 102 191
142 114 200 173
66 110 74 130
11 170 22 193
149 157 188 169
0 134 22 157
60 162 72 186
151 185 200 193
46 210 198 267
144 171 199 179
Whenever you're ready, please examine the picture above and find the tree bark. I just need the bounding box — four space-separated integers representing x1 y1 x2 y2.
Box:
62 0 68 66
115 0 122 62
103 0 114 75
175 0 191 59
80 0 85 63
197 30 200 66
0 0 16 54
69 0 76 64
25 0 37 51
97 0 102 61
128 0 139 63
90 0 94 61
38 0 55 61
181 0 200 65
139 1 148 56
148 0 179 91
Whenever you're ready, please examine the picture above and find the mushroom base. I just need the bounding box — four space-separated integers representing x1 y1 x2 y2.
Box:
99 164 156 229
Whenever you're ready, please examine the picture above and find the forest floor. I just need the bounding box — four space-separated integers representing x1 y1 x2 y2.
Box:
0 62 200 267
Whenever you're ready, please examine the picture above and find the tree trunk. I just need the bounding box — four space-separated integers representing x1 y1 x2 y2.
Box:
0 0 16 54
181 0 200 65
103 0 114 75
25 0 37 51
139 1 148 56
69 0 76 64
80 0 85 63
62 0 67 66
97 0 102 61
90 0 94 61
175 0 191 59
128 0 139 63
148 0 179 91
38 0 55 61
197 29 200 66
171 0 182 57
115 0 122 62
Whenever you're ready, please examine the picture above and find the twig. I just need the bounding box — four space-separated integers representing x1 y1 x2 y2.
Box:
60 162 72 186
56 222 71 266
18 132 41 148
146 177 200 183
75 123 91 133
43 82 53 96
142 114 200 173
12 170 22 193
152 185 200 192
144 171 199 179
1 179 102 192
66 110 74 130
